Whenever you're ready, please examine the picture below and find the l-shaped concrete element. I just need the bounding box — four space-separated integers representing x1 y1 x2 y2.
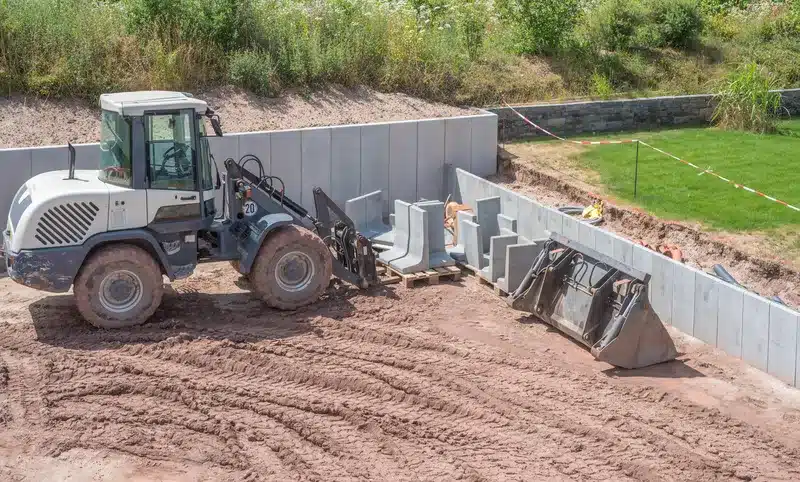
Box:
449 166 800 389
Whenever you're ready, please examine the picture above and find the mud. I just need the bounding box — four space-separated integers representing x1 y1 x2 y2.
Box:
495 145 800 308
1 264 800 481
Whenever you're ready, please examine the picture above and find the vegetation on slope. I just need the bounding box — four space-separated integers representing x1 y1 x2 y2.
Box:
1 0 800 104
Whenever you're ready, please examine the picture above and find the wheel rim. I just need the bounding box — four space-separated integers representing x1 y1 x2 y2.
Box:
275 251 315 293
98 269 144 314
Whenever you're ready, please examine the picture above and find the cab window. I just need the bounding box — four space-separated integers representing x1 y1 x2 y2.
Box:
146 110 196 190
98 110 132 187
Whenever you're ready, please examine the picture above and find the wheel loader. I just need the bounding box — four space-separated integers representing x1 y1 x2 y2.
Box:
2 91 377 328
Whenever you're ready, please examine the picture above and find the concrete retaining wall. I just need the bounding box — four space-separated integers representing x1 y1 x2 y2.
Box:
452 167 800 388
0 112 498 223
491 88 800 140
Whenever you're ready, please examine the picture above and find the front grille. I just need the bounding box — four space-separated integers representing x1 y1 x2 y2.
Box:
35 202 100 246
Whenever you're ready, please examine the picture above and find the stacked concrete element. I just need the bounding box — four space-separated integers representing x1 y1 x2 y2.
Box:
345 190 392 246
490 88 800 140
379 199 456 274
450 166 800 389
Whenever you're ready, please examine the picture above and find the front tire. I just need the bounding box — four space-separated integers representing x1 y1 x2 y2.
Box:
250 225 332 310
74 244 164 329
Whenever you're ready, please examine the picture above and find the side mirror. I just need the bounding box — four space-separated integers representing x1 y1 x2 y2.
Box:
215 170 222 190
210 116 223 137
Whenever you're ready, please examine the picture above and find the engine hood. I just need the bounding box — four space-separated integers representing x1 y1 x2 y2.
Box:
8 170 111 252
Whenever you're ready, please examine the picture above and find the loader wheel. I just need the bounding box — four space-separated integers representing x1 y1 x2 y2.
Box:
250 225 332 310
74 244 164 329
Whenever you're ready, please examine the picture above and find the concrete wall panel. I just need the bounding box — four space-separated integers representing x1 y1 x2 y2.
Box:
561 215 580 241
578 221 596 249
389 122 417 208
611 233 634 268
632 244 653 274
742 292 771 372
594 228 614 257
671 265 696 335
270 131 302 201
497 187 519 220
417 119 445 202
238 132 271 176
546 208 563 235
693 272 720 345
768 303 799 385
208 135 240 172
445 117 472 172
470 115 497 177
31 146 65 176
0 149 33 223
301 128 332 211
330 126 361 206
649 254 674 326
518 196 544 241
362 124 391 214
717 282 745 359
73 143 100 169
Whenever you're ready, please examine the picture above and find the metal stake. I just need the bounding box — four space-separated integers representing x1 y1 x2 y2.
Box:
634 140 640 199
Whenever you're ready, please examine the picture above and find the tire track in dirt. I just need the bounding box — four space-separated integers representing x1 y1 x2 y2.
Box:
1 268 799 481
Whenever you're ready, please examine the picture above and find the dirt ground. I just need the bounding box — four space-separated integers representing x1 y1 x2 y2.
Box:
1 263 800 481
0 85 475 148
496 142 800 309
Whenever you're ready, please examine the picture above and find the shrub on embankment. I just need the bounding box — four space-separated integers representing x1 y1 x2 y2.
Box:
1 0 800 105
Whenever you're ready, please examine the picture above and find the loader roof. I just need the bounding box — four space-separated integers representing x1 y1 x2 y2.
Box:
100 91 209 116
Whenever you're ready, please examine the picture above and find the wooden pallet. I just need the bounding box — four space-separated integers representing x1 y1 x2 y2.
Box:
376 265 402 286
377 262 462 288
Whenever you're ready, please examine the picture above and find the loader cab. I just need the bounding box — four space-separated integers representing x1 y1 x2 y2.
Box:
98 91 222 228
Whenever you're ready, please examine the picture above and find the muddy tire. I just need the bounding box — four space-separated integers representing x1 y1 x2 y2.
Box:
74 244 164 329
250 225 332 310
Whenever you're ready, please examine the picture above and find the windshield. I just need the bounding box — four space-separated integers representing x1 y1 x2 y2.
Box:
198 120 214 191
98 110 132 187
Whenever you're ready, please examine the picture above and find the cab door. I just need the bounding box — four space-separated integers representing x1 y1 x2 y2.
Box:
145 110 202 225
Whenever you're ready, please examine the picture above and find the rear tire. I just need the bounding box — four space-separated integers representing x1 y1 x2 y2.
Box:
74 244 164 329
250 225 332 310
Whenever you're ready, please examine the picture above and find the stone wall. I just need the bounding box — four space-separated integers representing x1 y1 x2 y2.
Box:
490 88 800 141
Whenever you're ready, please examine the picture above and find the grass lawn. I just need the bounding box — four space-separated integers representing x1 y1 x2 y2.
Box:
570 121 800 233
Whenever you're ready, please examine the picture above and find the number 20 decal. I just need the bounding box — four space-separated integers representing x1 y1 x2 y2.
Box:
243 200 257 217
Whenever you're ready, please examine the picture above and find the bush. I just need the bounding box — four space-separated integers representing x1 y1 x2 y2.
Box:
228 50 277 96
642 0 704 49
495 0 582 54
583 0 644 51
712 62 782 133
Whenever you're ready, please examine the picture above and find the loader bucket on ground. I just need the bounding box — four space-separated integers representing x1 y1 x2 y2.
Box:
508 233 677 369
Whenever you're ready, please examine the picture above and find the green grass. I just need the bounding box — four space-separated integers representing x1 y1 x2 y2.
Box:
572 120 800 232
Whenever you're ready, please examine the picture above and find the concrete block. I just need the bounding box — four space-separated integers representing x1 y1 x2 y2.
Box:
390 205 429 274
387 122 417 208
546 208 563 235
73 143 100 169
497 186 519 220
447 210 477 262
470 114 498 177
301 128 332 210
329 126 361 206
476 196 501 251
742 291 771 372
461 219 484 269
362 124 391 214
445 117 472 172
768 303 799 385
238 132 271 175
455 169 478 207
498 214 517 235
31 146 66 176
270 130 302 202
417 119 445 202
693 272 720 345
578 221 597 250
594 229 614 257
379 200 411 263
413 201 455 268
345 190 391 241
0 148 33 225
717 282 745 359
650 254 674 326
632 244 653 274
561 215 579 241
671 265 696 336
517 196 544 242
498 242 542 293
487 234 519 282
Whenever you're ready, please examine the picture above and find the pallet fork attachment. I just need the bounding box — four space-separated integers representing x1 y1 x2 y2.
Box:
507 233 677 369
